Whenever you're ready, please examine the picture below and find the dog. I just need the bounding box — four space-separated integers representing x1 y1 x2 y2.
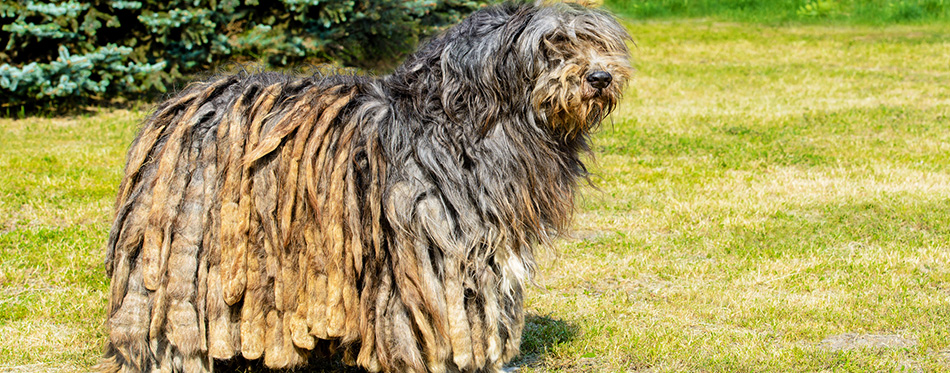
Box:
100 2 631 372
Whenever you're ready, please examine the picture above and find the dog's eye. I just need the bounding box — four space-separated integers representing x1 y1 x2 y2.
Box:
541 34 570 58
545 34 569 47
550 34 569 44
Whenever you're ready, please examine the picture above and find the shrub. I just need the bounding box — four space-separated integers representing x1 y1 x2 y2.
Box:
0 1 166 107
0 0 491 108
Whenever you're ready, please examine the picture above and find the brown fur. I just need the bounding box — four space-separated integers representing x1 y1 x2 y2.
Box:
100 3 631 372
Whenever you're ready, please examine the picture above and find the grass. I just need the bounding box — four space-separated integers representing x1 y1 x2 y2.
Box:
604 0 950 24
0 110 142 371
2 17 950 373
517 19 950 372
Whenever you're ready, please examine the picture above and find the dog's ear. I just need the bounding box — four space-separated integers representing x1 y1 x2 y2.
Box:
434 5 540 136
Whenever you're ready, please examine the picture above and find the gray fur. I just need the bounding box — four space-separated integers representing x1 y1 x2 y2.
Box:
100 2 631 372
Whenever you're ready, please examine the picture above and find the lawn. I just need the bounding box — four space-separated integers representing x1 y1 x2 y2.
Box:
1 17 949 373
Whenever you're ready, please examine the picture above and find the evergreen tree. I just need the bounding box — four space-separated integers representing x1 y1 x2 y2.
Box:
0 0 491 107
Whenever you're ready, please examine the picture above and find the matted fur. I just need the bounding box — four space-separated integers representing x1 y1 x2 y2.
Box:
100 2 631 372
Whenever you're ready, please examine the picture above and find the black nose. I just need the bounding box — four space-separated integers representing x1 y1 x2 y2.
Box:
586 71 612 89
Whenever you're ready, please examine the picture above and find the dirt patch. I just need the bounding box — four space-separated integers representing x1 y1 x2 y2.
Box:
819 333 917 351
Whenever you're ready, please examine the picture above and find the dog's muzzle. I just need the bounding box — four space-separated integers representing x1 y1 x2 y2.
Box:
586 70 612 89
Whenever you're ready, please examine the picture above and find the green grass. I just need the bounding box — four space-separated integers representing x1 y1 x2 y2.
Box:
2 18 950 372
516 19 950 372
605 0 950 24
0 110 141 371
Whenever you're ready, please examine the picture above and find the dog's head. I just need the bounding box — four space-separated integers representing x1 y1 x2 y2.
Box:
521 3 633 138
393 2 632 140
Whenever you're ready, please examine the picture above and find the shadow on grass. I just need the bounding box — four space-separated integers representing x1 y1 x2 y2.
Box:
510 313 581 369
0 99 149 119
209 314 578 372
213 352 364 373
